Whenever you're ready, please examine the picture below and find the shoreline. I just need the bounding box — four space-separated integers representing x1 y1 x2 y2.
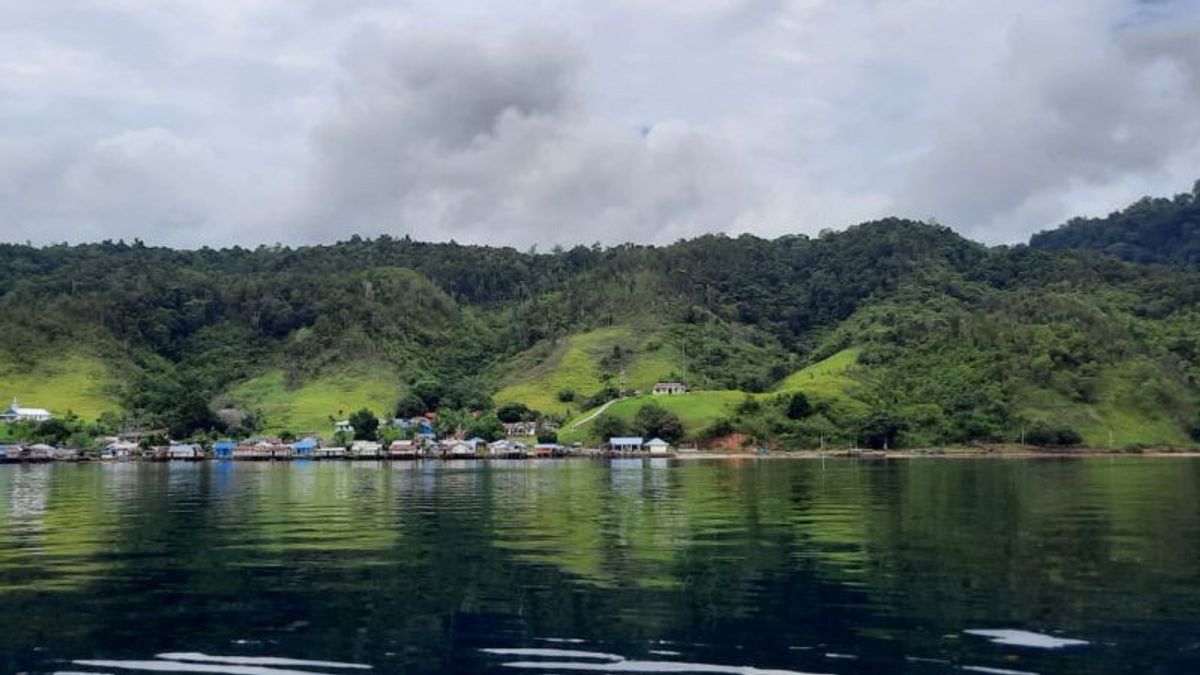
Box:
674 448 1200 460
2 447 1199 465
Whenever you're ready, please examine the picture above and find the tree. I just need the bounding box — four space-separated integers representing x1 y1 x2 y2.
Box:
633 403 685 443
497 401 534 423
556 388 576 403
279 430 296 443
395 392 427 418
702 418 734 440
467 412 505 442
860 409 904 449
537 429 559 444
411 378 443 411
332 429 352 447
736 395 761 415
348 408 379 441
784 392 812 420
593 414 629 441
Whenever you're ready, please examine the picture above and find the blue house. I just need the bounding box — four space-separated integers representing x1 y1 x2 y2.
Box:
291 437 318 457
416 419 436 440
213 440 237 459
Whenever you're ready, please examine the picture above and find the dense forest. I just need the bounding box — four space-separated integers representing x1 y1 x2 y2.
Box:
3 184 1200 450
1031 181 1200 267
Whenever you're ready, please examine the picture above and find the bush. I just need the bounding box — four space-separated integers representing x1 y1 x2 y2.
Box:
497 402 535 423
783 392 812 420
736 395 761 415
1025 422 1083 447
537 430 559 444
556 388 576 403
583 387 619 410
702 418 735 440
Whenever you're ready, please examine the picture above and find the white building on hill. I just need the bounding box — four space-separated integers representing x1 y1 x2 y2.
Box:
0 398 52 423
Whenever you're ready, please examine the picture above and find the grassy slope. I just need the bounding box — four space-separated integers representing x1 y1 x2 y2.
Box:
495 327 681 416
1017 360 1195 448
227 362 400 436
561 348 869 443
775 347 863 397
559 390 746 444
0 352 121 419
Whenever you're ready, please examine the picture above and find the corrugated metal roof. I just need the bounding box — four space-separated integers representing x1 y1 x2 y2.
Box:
609 436 644 444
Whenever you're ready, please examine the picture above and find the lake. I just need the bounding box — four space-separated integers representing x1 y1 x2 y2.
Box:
0 458 1197 675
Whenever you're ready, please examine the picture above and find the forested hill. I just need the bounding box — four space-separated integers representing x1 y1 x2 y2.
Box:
3 188 1200 450
1030 181 1200 267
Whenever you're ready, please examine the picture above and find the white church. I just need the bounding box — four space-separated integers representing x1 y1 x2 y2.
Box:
0 398 52 423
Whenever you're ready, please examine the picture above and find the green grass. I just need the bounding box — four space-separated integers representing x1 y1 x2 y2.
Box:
559 348 870 444
1018 361 1195 448
227 362 400 437
495 327 682 416
560 390 747 444
775 348 862 397
0 352 121 420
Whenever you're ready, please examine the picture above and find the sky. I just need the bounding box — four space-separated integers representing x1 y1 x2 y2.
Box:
1 0 1199 249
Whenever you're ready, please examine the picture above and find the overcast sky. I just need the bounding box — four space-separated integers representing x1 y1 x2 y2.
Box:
2 0 1198 249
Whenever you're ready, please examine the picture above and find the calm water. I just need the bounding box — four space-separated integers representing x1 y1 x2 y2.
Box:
1 458 1198 675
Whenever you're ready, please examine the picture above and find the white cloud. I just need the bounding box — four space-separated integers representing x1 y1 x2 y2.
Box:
0 0 1196 247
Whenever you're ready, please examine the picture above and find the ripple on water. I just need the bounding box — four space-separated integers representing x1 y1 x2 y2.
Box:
482 648 833 675
963 629 1089 649
72 653 374 675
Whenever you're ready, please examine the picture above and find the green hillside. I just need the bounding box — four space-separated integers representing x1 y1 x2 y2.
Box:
560 349 873 445
0 353 121 419
3 186 1200 449
1031 182 1200 267
775 348 863 397
560 390 746 444
495 327 682 416
226 363 400 436
1017 359 1196 448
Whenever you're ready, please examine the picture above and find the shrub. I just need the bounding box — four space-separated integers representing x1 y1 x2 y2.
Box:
556 388 576 403
497 402 535 423
736 395 761 415
702 418 735 439
1025 422 1083 447
784 392 812 420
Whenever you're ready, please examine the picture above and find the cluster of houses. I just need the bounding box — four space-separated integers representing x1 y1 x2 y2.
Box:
83 436 575 461
0 395 678 462
0 443 78 461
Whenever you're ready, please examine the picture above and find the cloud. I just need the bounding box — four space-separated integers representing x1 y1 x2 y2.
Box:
301 28 760 246
895 1 1200 240
0 0 1198 248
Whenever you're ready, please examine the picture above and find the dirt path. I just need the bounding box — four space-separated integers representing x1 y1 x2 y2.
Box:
570 398 621 430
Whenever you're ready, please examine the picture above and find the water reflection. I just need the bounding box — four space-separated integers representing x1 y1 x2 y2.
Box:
0 458 1196 674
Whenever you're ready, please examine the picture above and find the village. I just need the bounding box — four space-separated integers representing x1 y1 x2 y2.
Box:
0 396 679 463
